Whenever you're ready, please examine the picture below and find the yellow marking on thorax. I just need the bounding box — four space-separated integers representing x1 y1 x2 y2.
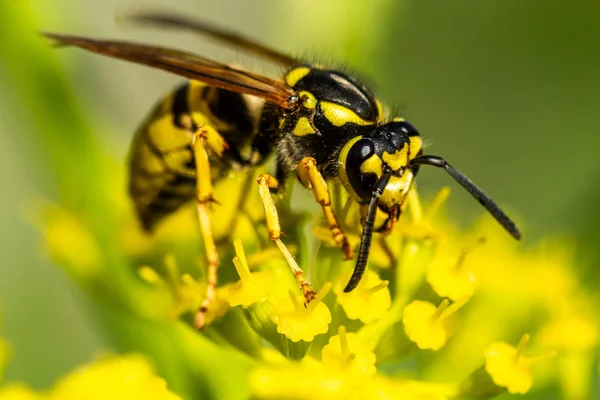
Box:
360 154 383 176
293 117 316 136
382 144 409 171
409 136 423 159
321 101 374 127
285 67 311 87
299 91 317 109
188 80 207 102
392 117 406 122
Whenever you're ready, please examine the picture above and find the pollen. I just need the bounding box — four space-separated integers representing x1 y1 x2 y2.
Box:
271 283 332 342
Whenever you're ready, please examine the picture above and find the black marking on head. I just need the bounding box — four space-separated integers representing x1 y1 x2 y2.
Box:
367 120 420 166
292 69 378 121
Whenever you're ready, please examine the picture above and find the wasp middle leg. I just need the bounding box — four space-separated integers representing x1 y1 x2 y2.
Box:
257 174 316 304
190 124 225 330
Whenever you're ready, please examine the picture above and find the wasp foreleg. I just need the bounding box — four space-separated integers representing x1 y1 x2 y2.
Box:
296 157 354 260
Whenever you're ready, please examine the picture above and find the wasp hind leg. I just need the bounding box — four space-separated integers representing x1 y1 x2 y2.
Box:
296 157 354 260
190 124 226 330
257 174 316 304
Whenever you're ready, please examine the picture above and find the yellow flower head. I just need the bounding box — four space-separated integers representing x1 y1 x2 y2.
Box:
397 187 452 240
250 364 347 400
51 354 181 400
271 283 332 342
321 326 377 377
402 299 459 351
138 254 230 323
226 239 275 307
485 334 557 394
0 384 46 400
0 337 9 382
426 239 481 302
42 205 101 279
335 269 391 323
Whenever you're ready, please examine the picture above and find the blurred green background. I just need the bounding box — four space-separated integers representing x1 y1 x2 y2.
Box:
1 0 598 396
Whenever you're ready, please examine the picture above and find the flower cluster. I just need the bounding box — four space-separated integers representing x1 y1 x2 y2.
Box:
0 352 181 400
7 170 598 400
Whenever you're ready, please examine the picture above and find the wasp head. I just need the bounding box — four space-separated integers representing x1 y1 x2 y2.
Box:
339 120 423 231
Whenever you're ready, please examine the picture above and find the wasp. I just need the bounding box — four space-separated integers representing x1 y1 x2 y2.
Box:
44 11 521 329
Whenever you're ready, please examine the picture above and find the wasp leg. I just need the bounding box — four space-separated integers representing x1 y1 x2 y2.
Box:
296 157 354 260
257 174 316 304
379 236 397 267
190 125 223 330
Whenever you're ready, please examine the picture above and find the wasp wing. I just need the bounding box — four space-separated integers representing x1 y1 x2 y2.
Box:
43 33 299 110
124 10 298 67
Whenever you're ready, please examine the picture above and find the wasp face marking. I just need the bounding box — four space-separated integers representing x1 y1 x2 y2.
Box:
293 116 316 136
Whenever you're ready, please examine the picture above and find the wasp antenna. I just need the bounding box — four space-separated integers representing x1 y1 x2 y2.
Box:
344 173 392 293
411 155 521 240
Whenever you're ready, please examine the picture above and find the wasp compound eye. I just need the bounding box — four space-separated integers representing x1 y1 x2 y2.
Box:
346 138 381 202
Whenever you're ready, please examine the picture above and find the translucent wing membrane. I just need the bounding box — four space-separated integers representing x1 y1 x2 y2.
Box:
124 10 299 67
42 33 300 110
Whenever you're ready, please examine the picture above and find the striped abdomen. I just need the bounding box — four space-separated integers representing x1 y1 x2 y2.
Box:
129 80 256 231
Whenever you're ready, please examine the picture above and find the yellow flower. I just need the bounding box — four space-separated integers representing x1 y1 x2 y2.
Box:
402 299 458 351
484 334 556 394
226 239 275 307
321 326 376 377
539 310 599 400
51 354 181 400
271 283 332 342
426 240 480 302
0 384 46 400
0 337 9 382
41 205 102 280
251 365 453 400
138 254 230 323
0 354 179 400
397 187 452 240
250 364 348 400
335 269 391 323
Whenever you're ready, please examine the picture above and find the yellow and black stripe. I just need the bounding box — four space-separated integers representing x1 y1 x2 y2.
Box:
129 80 257 230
